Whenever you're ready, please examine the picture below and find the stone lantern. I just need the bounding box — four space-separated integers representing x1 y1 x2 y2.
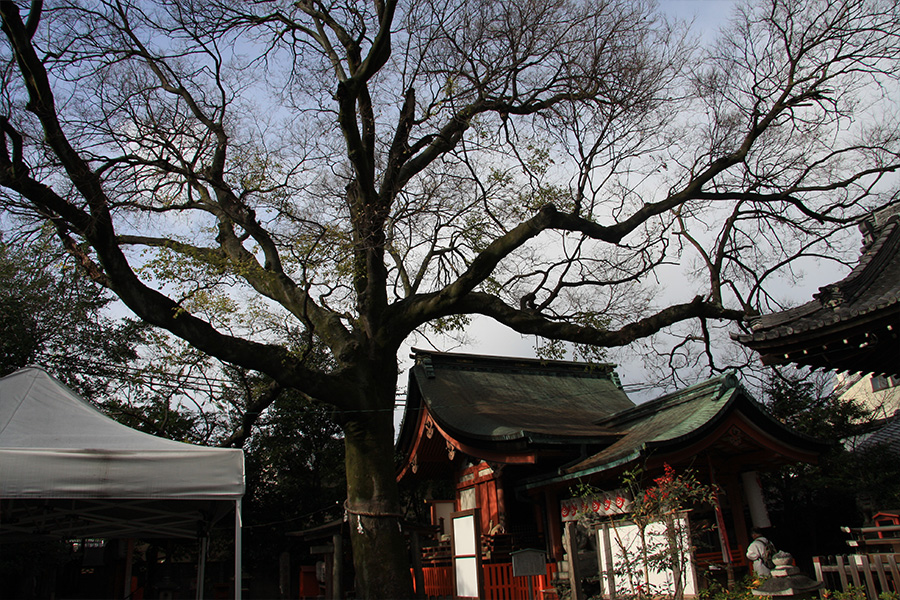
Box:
752 552 824 598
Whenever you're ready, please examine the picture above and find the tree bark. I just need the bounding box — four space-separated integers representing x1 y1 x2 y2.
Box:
341 363 413 599
665 512 684 600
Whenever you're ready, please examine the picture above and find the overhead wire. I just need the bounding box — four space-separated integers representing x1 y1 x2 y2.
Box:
33 354 663 415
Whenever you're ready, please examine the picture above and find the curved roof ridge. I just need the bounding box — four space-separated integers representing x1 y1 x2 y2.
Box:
594 371 740 429
405 350 634 445
818 216 899 306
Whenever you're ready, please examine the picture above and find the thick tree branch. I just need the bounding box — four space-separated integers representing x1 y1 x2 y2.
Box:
0 3 356 406
219 380 284 449
458 292 747 348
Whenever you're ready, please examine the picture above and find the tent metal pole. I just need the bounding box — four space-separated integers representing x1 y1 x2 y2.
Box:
235 499 243 600
196 535 208 600
123 538 134 599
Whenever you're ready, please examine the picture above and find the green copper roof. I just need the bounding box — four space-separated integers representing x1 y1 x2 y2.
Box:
563 373 742 475
399 352 827 487
407 350 634 444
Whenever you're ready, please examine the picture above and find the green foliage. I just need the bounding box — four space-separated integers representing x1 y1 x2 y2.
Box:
461 212 493 253
242 388 346 572
765 374 867 440
137 245 226 287
517 183 572 214
100 393 204 443
2 0 898 594
625 464 717 527
244 388 346 528
534 312 611 363
535 338 569 361
763 371 900 565
697 575 760 600
825 588 867 600
574 465 716 600
819 587 900 600
428 314 472 335
572 343 609 365
0 235 151 398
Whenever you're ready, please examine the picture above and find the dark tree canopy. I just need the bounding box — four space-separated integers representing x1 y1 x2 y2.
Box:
241 387 346 593
1 0 899 595
0 234 285 446
0 234 149 394
763 372 900 569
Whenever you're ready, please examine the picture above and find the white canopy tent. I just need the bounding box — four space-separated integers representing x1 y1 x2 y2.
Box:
0 366 245 599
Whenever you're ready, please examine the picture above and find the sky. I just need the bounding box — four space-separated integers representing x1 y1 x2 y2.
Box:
6 0 859 421
395 0 852 406
390 0 890 426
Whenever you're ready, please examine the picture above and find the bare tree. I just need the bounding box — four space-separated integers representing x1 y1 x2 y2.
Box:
1 0 898 595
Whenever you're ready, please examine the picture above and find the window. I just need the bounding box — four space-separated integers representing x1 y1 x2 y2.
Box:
459 487 476 511
871 375 900 392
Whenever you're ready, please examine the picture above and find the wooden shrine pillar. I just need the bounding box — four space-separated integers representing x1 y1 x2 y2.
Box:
544 489 564 561
708 457 736 587
724 472 750 554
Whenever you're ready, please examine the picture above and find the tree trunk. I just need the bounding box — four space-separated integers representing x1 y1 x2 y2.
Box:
665 512 684 600
342 388 413 599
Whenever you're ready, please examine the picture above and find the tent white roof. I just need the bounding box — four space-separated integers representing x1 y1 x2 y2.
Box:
0 366 245 541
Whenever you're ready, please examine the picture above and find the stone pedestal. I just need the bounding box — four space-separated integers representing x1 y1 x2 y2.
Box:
752 552 824 598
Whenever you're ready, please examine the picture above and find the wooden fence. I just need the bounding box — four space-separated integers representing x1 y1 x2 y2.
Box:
416 564 454 598
813 554 900 599
413 562 558 599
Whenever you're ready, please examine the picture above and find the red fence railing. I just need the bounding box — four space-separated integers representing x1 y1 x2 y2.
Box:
413 562 558 599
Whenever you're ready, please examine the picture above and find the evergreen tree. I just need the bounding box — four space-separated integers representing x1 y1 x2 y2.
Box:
764 372 900 568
